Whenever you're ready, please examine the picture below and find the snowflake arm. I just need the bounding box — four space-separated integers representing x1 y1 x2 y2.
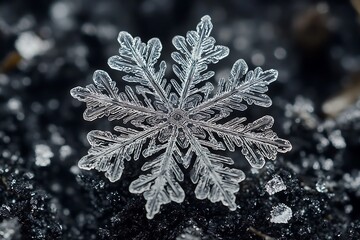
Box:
129 126 184 219
108 32 171 111
189 59 278 120
183 126 245 210
78 123 168 182
171 15 229 109
189 116 292 168
71 70 166 124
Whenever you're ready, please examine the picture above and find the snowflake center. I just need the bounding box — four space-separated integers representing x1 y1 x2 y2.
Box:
169 109 187 125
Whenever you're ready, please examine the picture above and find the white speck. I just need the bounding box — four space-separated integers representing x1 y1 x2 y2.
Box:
2 150 11 158
270 203 292 224
60 145 72 160
265 175 287 195
321 158 334 171
7 98 22 111
48 99 60 110
51 2 71 20
233 36 249 51
15 31 52 60
316 2 329 14
274 47 287 60
328 130 346 149
49 125 65 145
35 144 53 167
345 205 353 214
316 178 328 193
251 52 265 66
0 74 10 86
70 165 80 175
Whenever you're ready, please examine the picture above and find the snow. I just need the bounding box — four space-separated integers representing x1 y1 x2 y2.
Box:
265 175 286 195
270 203 292 224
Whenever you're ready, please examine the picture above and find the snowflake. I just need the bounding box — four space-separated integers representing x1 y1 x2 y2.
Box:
71 15 292 219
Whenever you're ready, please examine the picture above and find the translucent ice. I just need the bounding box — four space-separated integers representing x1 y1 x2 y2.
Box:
265 175 286 195
71 15 292 219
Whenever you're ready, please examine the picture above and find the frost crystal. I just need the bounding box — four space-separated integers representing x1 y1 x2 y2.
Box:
270 203 292 224
265 175 286 195
71 15 292 219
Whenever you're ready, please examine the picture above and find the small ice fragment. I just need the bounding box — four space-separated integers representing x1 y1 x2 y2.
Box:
265 175 286 195
316 178 328 193
270 203 292 224
35 144 53 167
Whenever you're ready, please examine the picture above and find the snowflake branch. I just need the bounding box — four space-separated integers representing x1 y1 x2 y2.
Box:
189 116 292 168
71 70 166 123
78 123 168 182
183 126 245 210
108 32 171 111
189 60 278 117
130 126 185 219
172 15 229 109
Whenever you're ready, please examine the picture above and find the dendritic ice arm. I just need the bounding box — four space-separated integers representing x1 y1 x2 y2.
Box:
78 123 168 182
129 126 184 219
189 59 278 121
108 32 172 111
189 116 292 169
183 126 245 210
171 15 229 109
71 70 166 125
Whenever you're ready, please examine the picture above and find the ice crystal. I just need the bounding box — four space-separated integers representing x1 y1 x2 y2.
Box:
265 175 286 195
71 15 292 219
270 203 292 224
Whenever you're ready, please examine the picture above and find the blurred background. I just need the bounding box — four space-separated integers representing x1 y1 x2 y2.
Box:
0 0 360 239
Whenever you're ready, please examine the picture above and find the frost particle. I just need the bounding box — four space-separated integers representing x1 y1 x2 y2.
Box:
270 203 292 224
265 175 286 195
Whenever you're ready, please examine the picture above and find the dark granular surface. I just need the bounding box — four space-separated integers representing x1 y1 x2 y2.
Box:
1 0 360 239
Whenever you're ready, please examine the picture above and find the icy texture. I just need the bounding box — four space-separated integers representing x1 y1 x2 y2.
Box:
71 15 292 219
265 175 286 195
270 203 292 224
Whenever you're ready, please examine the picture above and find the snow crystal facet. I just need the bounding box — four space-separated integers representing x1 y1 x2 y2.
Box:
265 175 286 195
71 15 292 219
270 203 292 224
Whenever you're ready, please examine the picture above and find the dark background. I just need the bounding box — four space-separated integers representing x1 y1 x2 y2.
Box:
1 0 360 239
